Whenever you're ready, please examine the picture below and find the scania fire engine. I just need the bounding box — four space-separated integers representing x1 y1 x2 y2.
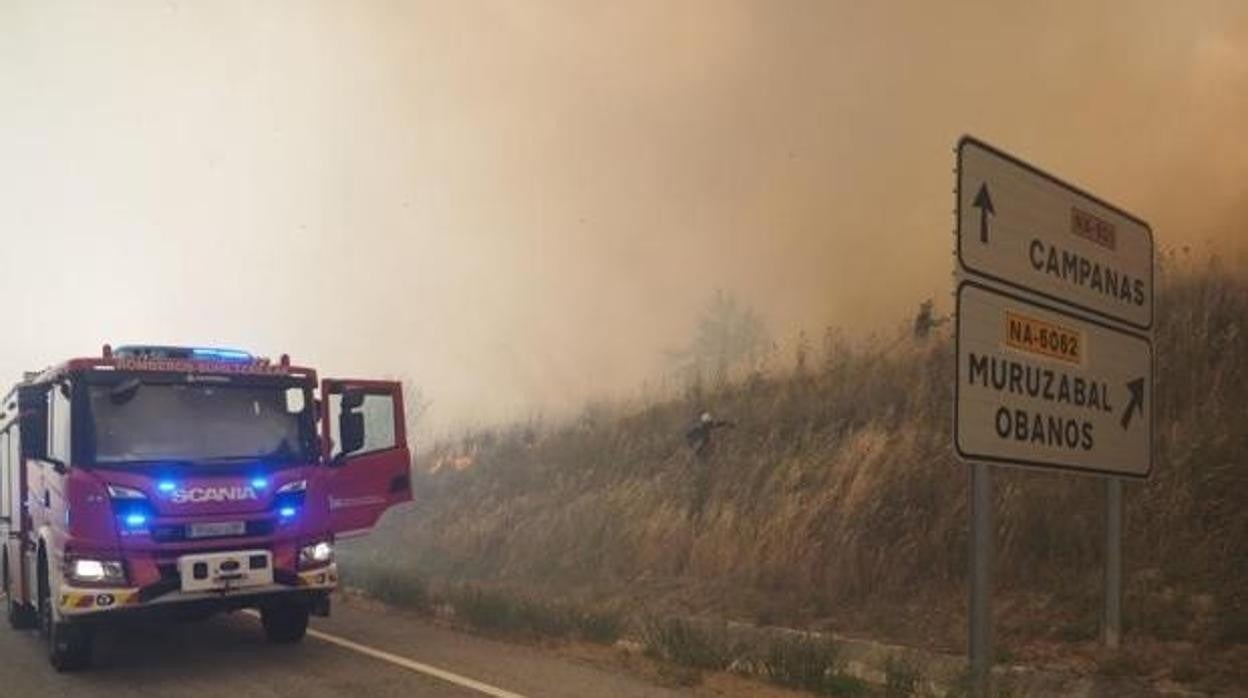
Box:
0 345 412 670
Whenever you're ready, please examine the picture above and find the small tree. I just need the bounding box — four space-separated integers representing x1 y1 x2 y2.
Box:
669 290 769 387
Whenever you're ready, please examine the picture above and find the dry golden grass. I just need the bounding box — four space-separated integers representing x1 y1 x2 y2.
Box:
340 256 1247 690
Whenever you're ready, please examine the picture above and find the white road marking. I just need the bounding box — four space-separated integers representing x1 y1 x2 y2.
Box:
242 610 527 698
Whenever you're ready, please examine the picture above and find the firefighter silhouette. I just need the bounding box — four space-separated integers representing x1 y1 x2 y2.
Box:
685 411 734 519
686 411 734 459
913 299 948 339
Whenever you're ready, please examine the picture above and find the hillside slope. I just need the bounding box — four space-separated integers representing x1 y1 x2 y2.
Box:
344 261 1247 689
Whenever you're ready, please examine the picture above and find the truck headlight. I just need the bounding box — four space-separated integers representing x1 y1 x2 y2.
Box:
68 558 127 585
298 541 334 569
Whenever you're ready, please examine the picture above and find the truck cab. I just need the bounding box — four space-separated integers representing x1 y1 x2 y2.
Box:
0 345 412 671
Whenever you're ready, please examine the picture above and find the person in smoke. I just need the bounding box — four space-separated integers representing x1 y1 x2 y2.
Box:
685 411 735 519
686 411 735 459
912 299 948 340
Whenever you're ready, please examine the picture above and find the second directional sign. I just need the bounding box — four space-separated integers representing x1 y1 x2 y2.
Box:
956 281 1152 477
958 137 1154 331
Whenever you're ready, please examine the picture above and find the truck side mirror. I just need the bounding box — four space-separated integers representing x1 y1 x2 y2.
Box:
338 410 365 457
341 389 364 410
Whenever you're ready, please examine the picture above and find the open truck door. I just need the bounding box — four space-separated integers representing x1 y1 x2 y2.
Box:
322 379 412 537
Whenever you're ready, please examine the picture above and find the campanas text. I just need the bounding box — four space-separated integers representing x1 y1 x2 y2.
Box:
1029 239 1145 307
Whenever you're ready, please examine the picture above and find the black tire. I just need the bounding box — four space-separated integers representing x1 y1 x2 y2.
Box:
3 551 36 630
38 553 92 672
261 600 309 644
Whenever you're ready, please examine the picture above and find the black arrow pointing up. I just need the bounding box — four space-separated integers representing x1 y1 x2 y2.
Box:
972 183 995 244
1121 377 1145 430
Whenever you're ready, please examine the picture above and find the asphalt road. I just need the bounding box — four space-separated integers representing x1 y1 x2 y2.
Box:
0 597 684 698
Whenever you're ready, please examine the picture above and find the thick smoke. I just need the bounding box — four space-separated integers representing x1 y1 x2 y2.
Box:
1 1 1244 431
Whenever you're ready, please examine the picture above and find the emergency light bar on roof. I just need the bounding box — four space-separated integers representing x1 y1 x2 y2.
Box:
111 345 254 362
99 345 298 376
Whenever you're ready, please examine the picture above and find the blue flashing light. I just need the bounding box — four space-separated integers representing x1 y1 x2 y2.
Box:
191 347 253 363
251 477 268 489
124 513 148 527
279 507 297 518
157 481 176 493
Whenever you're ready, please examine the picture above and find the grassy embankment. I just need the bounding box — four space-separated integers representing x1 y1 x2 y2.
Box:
340 258 1246 693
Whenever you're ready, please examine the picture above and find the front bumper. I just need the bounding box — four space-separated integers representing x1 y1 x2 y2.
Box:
59 564 338 617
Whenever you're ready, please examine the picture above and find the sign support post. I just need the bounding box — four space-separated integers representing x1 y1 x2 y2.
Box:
969 462 992 697
1104 477 1122 649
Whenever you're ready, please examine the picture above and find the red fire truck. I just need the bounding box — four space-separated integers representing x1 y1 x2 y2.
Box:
0 345 412 671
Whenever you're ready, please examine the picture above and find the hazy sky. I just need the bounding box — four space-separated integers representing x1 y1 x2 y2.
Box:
2 1 1245 431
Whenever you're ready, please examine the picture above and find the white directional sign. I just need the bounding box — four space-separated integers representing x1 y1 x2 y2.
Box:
958 136 1154 331
956 281 1151 477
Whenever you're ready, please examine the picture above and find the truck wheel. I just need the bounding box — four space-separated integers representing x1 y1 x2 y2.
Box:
261 600 309 644
3 552 36 630
38 554 92 672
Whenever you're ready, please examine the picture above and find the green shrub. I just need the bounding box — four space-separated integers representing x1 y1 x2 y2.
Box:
757 633 866 696
641 617 733 670
884 654 923 697
574 607 624 644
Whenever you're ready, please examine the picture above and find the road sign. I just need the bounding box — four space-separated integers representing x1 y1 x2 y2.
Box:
955 280 1151 478
958 136 1154 331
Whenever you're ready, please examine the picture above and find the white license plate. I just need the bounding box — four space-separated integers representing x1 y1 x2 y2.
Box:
188 521 246 539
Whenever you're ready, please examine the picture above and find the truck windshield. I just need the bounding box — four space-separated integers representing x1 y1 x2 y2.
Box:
84 381 316 466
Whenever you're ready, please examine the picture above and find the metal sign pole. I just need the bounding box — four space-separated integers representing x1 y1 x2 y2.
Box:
1104 477 1122 649
969 462 992 697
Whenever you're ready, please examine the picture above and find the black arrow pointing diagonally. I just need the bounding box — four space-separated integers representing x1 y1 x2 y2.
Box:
1121 377 1145 430
972 183 995 244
